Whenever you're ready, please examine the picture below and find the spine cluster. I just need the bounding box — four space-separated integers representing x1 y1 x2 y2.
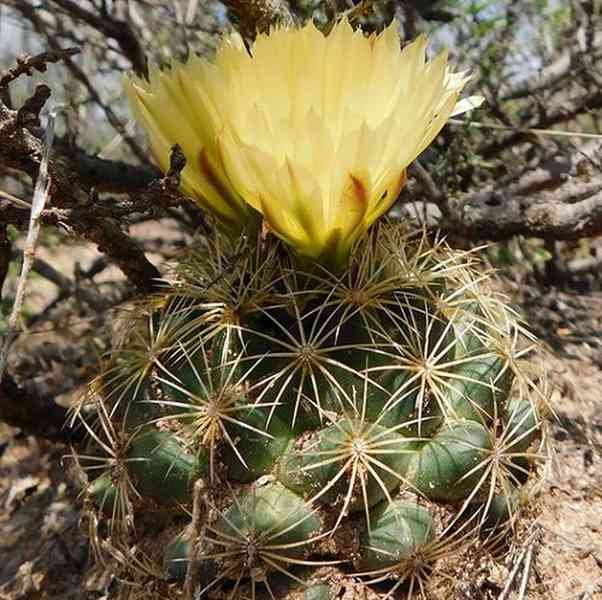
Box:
76 225 549 599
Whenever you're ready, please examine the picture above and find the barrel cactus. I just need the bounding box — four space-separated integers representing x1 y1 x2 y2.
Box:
74 16 549 600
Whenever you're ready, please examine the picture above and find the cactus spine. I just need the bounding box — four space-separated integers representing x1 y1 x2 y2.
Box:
76 225 549 599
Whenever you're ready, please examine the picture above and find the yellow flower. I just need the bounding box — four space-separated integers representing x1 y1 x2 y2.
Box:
126 19 482 266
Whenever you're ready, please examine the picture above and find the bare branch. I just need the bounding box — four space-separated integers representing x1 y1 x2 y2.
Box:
450 182 602 241
221 0 294 40
408 160 446 211
185 480 209 599
499 45 601 101
0 110 55 382
0 225 10 296
480 91 602 159
9 249 110 314
62 144 160 193
9 0 148 163
0 372 84 443
16 83 51 128
0 90 162 294
0 47 80 89
447 142 602 241
47 0 146 75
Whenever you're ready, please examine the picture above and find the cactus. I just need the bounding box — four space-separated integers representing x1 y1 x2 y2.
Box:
75 225 549 599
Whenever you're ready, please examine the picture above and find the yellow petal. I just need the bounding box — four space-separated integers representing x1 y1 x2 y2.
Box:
125 18 480 265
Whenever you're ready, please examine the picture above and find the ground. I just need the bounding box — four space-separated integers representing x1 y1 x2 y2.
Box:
0 237 601 600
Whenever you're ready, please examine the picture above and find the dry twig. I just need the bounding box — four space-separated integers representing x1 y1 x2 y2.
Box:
184 479 209 600
0 47 80 89
0 110 55 382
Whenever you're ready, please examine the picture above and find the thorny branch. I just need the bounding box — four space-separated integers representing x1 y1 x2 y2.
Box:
222 0 294 40
0 372 85 443
0 107 55 383
446 141 602 241
50 0 147 75
0 79 188 294
0 47 80 90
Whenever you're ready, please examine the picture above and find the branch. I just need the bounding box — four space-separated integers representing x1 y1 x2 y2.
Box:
408 161 446 209
479 91 602 159
184 480 209 600
0 109 54 382
0 225 10 296
499 44 602 101
0 90 162 294
221 0 294 40
450 183 602 240
49 0 147 75
0 373 84 444
9 1 148 163
61 143 160 193
10 249 111 314
418 8 459 23
0 47 80 89
446 142 602 240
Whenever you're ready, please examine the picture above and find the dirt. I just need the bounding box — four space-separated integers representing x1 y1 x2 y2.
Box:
1 259 601 599
0 434 87 599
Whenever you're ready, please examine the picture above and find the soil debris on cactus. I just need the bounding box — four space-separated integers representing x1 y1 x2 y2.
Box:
74 224 550 599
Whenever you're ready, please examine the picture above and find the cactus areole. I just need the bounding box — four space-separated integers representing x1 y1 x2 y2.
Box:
77 16 547 600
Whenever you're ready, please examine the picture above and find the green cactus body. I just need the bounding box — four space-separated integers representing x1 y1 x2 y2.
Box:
90 471 118 515
446 354 513 423
222 408 292 482
303 583 335 600
505 398 539 453
164 531 218 586
278 419 419 509
80 227 548 598
204 482 323 587
363 369 444 436
357 501 435 571
126 430 203 505
407 420 492 503
483 488 519 526
164 532 190 582
452 300 496 357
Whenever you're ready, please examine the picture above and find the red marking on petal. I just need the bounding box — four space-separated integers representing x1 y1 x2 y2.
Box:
198 147 237 207
348 174 368 208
